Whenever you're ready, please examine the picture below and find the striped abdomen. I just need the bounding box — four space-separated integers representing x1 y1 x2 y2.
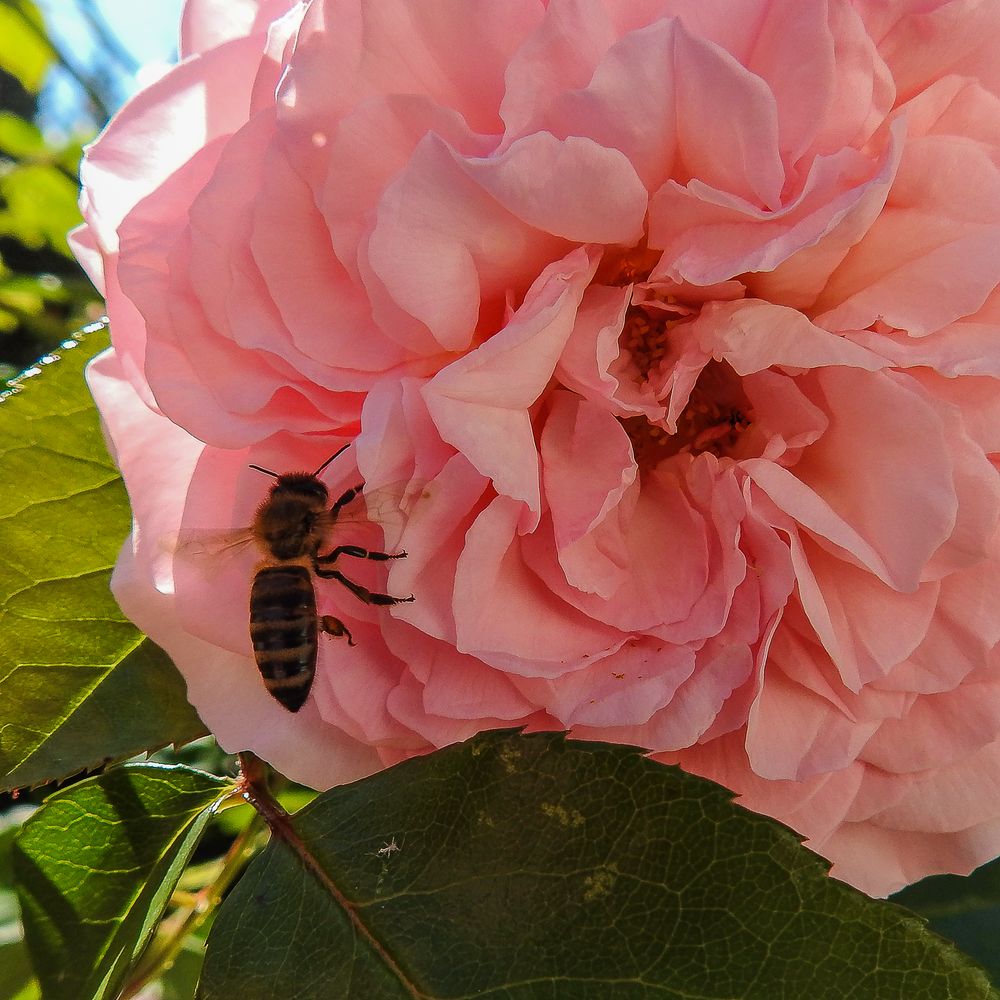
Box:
249 564 317 712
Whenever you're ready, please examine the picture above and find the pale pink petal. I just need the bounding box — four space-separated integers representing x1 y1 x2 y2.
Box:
667 729 867 848
453 496 622 674
385 673 549 749
422 248 598 518
92 257 157 411
517 639 695 728
180 0 296 58
652 459 750 646
499 0 618 141
356 377 457 501
522 467 713 636
366 131 646 352
462 132 648 245
792 537 940 691
752 1 891 160
739 370 829 465
649 128 901 286
820 814 1000 898
251 132 417 376
86 349 203 594
321 95 493 283
540 392 637 599
670 19 785 210
746 648 880 782
915 380 1000 581
690 299 887 375
312 620 424 749
884 554 1000 694
746 121 905 309
554 284 634 414
285 0 542 134
404 630 537 721
856 0 1000 105
367 133 575 350
815 119 1000 336
533 19 680 192
67 222 104 294
908 365 1000 455
382 453 491 645
631 639 755 750
81 34 266 250
748 368 957 592
862 681 1000 774
867 737 1000 835
847 289 1000 377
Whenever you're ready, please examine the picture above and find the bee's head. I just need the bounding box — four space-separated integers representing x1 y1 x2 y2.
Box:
248 444 348 501
249 449 348 560
270 472 329 506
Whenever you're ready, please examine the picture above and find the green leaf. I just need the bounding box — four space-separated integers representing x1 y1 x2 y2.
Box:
0 113 47 159
893 859 1000 984
13 764 231 1000
0 804 40 1000
158 932 209 1000
0 329 208 791
0 162 82 256
200 732 997 1000
0 2 54 94
0 941 39 1000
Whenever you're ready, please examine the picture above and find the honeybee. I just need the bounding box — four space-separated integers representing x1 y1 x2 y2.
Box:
244 444 413 712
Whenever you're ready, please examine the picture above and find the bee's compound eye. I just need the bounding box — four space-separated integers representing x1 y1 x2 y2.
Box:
307 482 328 503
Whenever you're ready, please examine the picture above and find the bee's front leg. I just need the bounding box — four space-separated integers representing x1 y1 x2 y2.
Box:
330 483 364 515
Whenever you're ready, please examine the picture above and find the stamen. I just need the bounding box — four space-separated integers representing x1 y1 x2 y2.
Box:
618 305 676 384
595 242 662 287
621 361 754 472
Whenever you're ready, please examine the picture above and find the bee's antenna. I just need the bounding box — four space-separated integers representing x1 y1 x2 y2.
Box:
312 443 350 478
248 464 279 479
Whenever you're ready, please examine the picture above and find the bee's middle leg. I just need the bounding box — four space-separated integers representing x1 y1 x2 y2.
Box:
317 544 407 564
315 565 414 606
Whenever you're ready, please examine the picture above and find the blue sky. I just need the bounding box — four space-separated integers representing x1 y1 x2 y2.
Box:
36 0 184 130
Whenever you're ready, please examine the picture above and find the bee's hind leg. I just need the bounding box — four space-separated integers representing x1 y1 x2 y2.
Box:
315 566 415 606
320 615 355 646
317 544 407 564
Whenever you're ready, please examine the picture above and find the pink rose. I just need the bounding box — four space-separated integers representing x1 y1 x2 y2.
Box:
78 0 1000 896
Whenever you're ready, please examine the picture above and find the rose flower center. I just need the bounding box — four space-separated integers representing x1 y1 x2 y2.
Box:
620 304 675 383
585 243 755 472
618 299 753 471
620 358 753 471
672 359 753 457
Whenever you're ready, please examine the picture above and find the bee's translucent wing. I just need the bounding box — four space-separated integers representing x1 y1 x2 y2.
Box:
164 526 256 562
323 479 425 550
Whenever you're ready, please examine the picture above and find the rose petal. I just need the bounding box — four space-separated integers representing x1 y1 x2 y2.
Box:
423 248 598 520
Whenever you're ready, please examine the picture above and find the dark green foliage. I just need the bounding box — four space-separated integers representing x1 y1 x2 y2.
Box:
894 858 1000 984
14 765 229 1000
200 732 997 1000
